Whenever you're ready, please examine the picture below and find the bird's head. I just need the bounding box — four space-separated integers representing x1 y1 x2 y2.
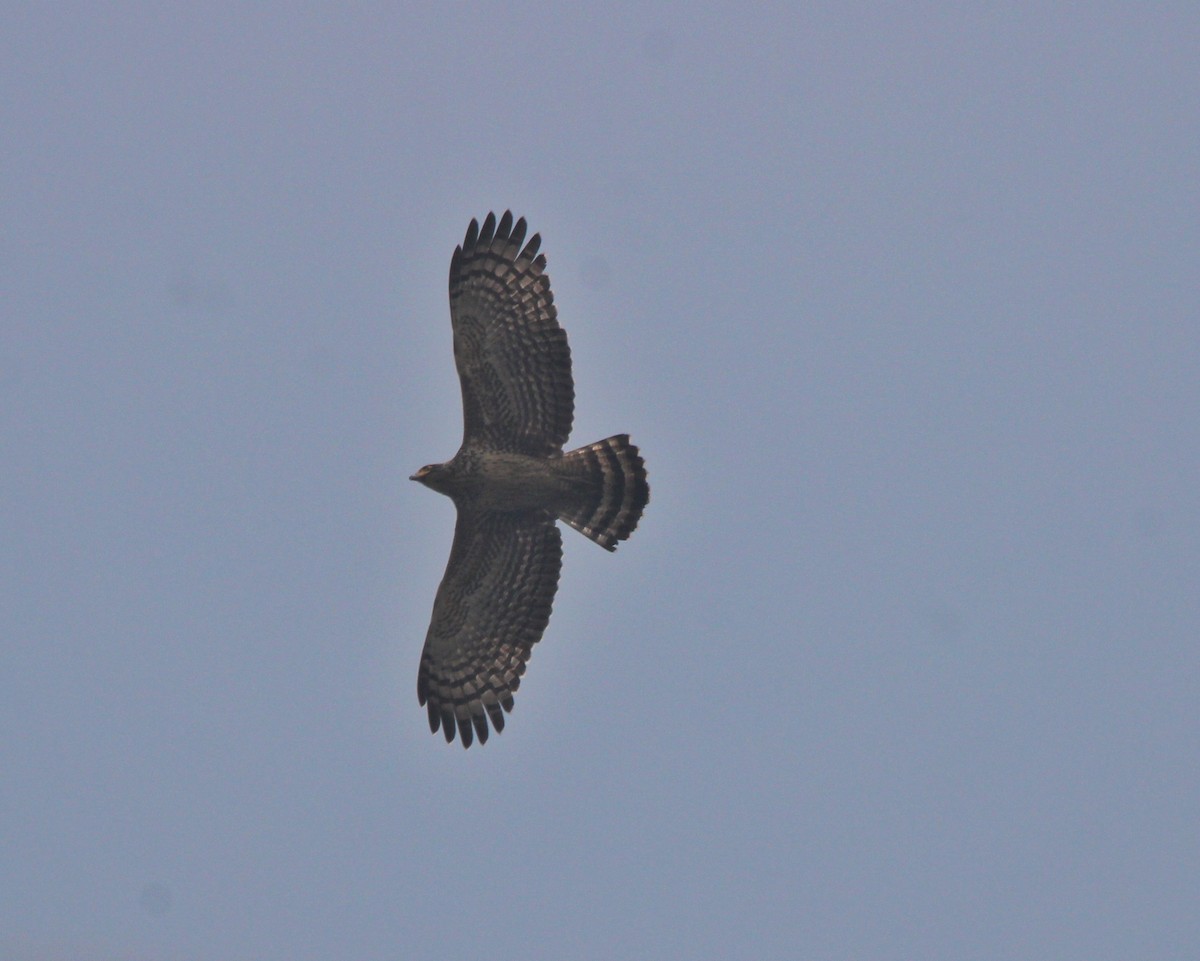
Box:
410 462 451 493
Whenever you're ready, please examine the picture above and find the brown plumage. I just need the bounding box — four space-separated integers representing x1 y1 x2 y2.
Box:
411 212 649 748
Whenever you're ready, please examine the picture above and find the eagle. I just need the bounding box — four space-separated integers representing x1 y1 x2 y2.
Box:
410 211 649 747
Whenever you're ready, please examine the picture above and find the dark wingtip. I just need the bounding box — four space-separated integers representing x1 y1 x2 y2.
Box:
496 210 514 241
463 217 480 252
510 216 527 251
478 211 498 247
472 712 489 745
440 706 456 743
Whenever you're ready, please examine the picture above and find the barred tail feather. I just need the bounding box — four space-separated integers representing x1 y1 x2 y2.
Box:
558 434 649 551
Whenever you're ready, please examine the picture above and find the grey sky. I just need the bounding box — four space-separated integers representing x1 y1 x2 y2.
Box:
3 4 1197 960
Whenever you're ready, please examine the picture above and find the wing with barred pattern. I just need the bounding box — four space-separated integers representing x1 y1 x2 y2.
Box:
417 507 562 748
449 211 575 456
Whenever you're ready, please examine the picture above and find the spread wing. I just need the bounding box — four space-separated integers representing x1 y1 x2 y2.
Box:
448 211 574 456
417 507 563 748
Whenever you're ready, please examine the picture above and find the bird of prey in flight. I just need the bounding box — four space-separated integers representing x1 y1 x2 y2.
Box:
411 211 649 748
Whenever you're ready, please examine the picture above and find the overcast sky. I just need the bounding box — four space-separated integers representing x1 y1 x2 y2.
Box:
3 4 1197 960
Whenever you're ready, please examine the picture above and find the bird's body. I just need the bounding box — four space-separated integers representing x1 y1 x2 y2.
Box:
411 212 648 748
415 449 583 511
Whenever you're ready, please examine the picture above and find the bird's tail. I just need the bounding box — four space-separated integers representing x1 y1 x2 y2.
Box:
557 434 649 551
